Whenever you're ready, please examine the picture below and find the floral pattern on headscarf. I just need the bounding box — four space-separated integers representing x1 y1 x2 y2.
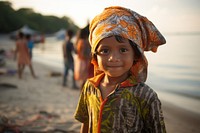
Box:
89 6 166 82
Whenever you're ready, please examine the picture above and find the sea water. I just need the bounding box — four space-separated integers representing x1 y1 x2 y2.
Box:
146 33 200 99
33 34 200 99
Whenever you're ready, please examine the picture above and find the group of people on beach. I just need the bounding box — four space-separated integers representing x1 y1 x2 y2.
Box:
62 24 94 89
14 31 37 79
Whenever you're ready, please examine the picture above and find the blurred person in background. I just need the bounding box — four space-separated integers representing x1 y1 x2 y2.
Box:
74 25 94 88
26 34 34 60
62 29 78 89
14 31 37 79
40 33 45 51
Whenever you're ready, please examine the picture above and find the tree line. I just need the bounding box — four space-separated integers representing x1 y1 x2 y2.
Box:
0 1 79 34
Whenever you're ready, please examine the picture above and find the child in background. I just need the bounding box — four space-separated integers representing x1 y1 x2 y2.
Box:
26 34 34 60
15 31 36 79
74 6 166 132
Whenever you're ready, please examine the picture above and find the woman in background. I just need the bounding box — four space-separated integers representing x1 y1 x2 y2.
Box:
15 31 36 79
74 25 94 88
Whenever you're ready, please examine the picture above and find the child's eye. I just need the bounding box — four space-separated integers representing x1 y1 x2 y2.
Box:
120 48 128 53
98 49 109 55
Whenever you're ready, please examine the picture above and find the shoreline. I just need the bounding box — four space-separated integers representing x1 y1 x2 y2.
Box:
32 56 200 114
157 89 200 114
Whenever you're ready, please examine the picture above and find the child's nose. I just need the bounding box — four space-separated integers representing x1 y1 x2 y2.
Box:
108 51 120 62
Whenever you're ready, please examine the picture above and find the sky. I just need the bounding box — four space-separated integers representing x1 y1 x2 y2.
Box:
7 0 200 33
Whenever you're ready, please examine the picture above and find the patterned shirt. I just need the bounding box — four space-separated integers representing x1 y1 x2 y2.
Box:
74 73 166 133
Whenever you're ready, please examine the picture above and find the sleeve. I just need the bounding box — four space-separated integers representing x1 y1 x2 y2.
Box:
74 82 89 123
143 91 166 133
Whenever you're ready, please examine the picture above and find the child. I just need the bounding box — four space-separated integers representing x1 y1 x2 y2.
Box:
74 6 166 133
15 31 37 79
26 34 34 60
62 29 77 88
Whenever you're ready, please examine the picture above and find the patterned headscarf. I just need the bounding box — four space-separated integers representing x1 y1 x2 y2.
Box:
89 6 166 82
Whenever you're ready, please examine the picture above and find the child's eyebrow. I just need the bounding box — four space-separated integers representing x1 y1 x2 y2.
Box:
97 44 110 48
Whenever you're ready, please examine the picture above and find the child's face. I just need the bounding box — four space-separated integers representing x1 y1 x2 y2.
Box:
96 36 134 78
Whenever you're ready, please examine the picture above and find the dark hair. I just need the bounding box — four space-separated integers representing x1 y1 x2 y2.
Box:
67 29 74 38
26 34 31 40
18 31 24 39
115 35 141 59
75 24 90 50
77 24 89 39
128 40 141 62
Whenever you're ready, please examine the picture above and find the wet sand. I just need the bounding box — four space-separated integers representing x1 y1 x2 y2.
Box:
0 36 200 132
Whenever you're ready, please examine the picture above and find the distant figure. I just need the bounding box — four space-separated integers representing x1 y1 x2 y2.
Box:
74 25 94 88
62 29 77 88
40 33 45 51
26 34 34 60
14 31 37 79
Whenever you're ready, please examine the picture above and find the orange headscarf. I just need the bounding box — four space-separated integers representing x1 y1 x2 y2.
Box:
89 6 166 82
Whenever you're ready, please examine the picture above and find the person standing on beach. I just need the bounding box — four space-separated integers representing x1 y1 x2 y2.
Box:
74 6 166 132
74 25 94 88
40 33 45 51
14 31 37 79
62 29 77 88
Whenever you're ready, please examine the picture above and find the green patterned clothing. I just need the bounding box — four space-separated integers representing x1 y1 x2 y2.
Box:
74 73 166 133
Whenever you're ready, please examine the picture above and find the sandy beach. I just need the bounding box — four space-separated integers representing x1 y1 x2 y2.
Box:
0 36 200 132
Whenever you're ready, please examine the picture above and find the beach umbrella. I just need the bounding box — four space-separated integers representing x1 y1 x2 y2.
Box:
10 25 38 39
54 28 66 40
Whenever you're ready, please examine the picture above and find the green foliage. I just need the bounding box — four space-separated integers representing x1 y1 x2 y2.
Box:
0 1 79 34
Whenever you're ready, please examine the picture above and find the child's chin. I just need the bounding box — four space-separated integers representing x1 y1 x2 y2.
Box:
107 72 124 78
